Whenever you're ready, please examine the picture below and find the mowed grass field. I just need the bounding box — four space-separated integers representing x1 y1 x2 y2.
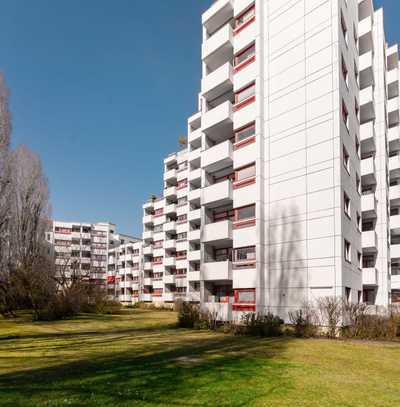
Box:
0 309 399 407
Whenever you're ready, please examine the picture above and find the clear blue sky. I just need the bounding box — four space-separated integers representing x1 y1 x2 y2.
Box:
1 0 398 237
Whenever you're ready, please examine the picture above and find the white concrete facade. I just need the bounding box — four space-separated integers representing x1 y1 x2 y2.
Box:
140 0 400 318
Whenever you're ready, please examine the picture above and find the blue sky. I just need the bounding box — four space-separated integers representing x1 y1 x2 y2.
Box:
1 0 399 237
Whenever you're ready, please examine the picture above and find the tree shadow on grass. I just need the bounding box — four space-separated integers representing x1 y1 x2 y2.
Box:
0 332 294 407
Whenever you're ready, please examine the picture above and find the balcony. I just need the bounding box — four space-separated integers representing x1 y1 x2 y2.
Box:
143 214 153 225
143 245 153 256
164 186 177 198
188 209 201 222
202 100 233 136
202 23 233 72
389 126 400 145
359 51 374 89
360 86 375 124
189 147 201 163
188 229 201 242
391 214 400 232
120 281 133 289
119 295 132 303
188 270 201 281
202 139 233 173
202 179 233 207
392 244 400 259
362 230 378 252
392 274 400 290
359 17 373 55
189 188 201 203
164 168 177 182
387 67 398 85
143 230 153 241
132 282 139 291
164 275 176 285
153 279 164 289
143 200 154 211
203 302 232 321
202 260 232 281
144 261 153 270
188 291 201 302
360 121 376 154
202 0 233 35
361 156 375 182
188 128 202 144
164 257 176 268
362 268 378 286
389 154 400 174
143 278 153 286
388 97 399 115
164 239 176 250
202 61 233 101
361 193 377 215
165 203 177 215
203 220 232 244
390 185 400 202
164 221 176 232
189 168 202 182
164 153 177 166
188 250 201 262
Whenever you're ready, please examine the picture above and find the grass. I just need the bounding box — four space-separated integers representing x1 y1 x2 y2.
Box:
0 309 399 407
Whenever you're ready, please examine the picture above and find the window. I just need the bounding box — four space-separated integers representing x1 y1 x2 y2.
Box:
153 240 163 248
342 56 348 88
153 225 163 233
213 209 234 222
177 196 187 206
176 251 187 260
345 287 351 302
234 44 255 68
356 212 361 232
177 179 187 190
344 192 351 218
342 100 349 130
177 232 187 241
355 138 360 159
154 208 164 217
178 161 187 171
153 256 163 264
344 239 351 263
235 289 256 303
235 163 256 182
177 214 187 224
235 83 255 105
235 122 255 144
343 146 350 173
235 204 256 221
235 5 255 31
214 248 232 262
235 246 256 262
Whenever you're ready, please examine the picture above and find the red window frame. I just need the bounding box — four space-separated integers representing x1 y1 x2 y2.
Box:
233 163 256 189
154 208 164 218
234 246 256 269
177 179 188 190
233 288 256 311
152 256 163 265
234 83 256 111
153 240 163 248
234 4 256 35
234 43 256 73
176 251 187 260
234 122 256 150
213 209 235 223
177 214 187 224
233 204 256 229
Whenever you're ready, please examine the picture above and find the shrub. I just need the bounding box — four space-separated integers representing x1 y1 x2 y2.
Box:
240 312 284 337
317 297 342 339
177 301 202 328
288 303 319 338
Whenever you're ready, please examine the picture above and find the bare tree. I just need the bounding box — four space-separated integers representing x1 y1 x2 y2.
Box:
317 296 343 339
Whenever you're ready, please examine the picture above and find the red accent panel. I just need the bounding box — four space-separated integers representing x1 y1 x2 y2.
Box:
233 177 256 189
233 95 256 112
234 16 256 36
234 55 256 73
234 135 256 150
233 218 256 229
233 304 256 311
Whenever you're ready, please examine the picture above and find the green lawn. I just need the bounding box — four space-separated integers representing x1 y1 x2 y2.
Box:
0 309 399 407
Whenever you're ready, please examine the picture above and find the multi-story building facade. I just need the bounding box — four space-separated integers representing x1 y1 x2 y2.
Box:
142 0 400 319
142 148 202 304
47 221 137 290
107 238 143 304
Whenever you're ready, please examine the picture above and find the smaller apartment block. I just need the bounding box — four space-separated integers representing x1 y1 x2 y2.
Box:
47 221 137 290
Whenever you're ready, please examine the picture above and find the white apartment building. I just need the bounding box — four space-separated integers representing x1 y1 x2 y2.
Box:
47 221 137 290
142 149 202 304
107 239 143 304
141 0 400 320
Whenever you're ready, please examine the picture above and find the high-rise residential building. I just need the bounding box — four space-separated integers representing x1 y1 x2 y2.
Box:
141 0 400 320
47 221 137 289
